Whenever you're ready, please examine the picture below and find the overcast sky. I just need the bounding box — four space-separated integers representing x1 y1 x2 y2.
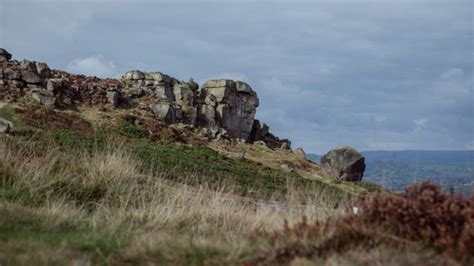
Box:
1 0 473 153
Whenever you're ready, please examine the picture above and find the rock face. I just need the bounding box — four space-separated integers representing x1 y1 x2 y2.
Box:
0 48 291 148
201 80 258 141
321 146 366 182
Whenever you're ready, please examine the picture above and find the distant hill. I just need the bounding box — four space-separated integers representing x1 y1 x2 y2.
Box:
308 150 474 194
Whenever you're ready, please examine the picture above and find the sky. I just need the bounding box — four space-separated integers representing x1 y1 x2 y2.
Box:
1 0 473 154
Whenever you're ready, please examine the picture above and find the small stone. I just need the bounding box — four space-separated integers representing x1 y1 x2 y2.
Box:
0 117 13 134
253 140 267 146
280 164 293 173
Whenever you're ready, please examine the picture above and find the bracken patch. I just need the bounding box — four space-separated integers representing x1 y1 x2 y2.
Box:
250 181 474 265
15 107 93 134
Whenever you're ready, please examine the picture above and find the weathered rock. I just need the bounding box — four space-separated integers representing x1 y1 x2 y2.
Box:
0 48 12 63
46 79 58 92
197 105 217 128
150 103 175 123
107 91 121 107
0 117 13 134
21 71 42 84
3 68 19 80
0 54 292 147
128 87 144 98
249 119 269 142
203 94 217 107
146 72 173 84
31 89 56 108
202 79 235 89
20 60 42 84
321 146 366 182
202 85 236 103
122 70 145 80
202 80 258 141
235 81 257 96
173 84 194 106
294 148 307 160
181 105 197 126
35 62 51 78
154 86 174 102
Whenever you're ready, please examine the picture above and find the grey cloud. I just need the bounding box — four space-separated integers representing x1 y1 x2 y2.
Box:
1 0 472 153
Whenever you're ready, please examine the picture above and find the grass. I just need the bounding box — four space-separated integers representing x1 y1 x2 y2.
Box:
0 106 353 264
1 104 468 265
0 134 346 265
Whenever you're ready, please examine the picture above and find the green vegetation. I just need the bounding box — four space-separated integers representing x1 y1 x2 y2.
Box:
1 105 471 265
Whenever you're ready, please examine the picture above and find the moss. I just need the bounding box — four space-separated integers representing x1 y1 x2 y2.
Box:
114 121 149 139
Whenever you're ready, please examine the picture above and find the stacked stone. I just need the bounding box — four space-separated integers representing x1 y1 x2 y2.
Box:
0 48 292 149
0 48 56 107
121 70 198 125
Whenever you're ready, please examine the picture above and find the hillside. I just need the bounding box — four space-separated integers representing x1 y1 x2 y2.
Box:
309 151 474 195
0 50 472 265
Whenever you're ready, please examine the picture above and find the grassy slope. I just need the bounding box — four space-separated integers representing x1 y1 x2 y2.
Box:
3 105 458 266
0 104 362 265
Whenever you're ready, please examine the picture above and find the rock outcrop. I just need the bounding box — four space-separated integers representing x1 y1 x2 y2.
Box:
320 146 366 182
201 80 258 141
0 48 290 148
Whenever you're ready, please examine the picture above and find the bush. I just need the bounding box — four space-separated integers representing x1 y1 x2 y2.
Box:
252 181 474 264
356 181 473 260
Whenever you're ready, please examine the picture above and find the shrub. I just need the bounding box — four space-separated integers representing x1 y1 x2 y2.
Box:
252 181 474 264
356 181 473 260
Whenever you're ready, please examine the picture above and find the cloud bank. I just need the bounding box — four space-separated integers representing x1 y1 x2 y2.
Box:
1 0 472 153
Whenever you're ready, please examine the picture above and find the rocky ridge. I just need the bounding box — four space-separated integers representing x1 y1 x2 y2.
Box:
0 49 290 148
0 48 367 182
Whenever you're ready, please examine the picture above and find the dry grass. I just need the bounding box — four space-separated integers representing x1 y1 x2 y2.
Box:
1 105 462 265
0 135 347 265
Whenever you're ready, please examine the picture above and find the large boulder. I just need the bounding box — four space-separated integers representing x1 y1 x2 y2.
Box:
321 146 366 182
201 79 259 141
150 103 175 123
20 60 51 84
31 88 56 108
